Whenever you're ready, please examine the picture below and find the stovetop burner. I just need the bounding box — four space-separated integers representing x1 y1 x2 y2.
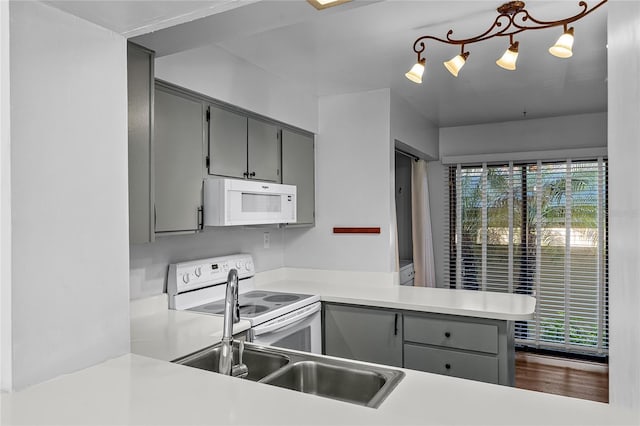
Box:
239 304 269 315
186 290 317 323
263 294 299 303
244 292 270 298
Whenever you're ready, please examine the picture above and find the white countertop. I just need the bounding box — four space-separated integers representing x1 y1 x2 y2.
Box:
130 294 251 361
2 271 626 425
255 268 536 321
1 352 636 425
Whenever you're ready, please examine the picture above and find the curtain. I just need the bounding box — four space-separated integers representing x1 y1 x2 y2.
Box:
411 159 436 287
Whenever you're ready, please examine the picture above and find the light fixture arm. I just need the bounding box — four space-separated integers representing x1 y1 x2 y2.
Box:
411 0 607 63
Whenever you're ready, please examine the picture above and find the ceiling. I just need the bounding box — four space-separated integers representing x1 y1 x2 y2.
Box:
47 0 608 127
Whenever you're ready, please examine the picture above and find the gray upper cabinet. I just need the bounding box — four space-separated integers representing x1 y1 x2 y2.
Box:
248 118 280 182
154 86 204 233
127 43 154 244
324 303 403 367
281 129 315 225
208 105 280 183
208 105 247 179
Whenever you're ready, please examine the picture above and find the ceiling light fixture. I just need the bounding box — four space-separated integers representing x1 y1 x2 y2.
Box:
405 59 426 84
549 26 575 58
307 0 352 11
496 39 519 70
406 0 607 82
444 50 470 77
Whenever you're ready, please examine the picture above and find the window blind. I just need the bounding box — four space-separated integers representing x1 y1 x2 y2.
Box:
444 159 608 355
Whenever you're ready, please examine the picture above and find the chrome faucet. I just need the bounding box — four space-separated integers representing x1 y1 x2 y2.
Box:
218 269 248 378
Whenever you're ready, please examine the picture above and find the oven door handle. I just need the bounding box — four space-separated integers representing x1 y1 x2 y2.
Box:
252 303 321 337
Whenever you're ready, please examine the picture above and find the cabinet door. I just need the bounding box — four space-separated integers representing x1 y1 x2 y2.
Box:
323 303 402 367
248 118 280 182
127 43 154 244
281 129 315 225
208 105 247 179
154 87 203 233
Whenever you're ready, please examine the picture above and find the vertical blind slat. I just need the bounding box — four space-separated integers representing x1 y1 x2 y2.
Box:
564 161 572 350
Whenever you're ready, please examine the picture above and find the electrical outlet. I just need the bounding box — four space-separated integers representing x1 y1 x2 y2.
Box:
263 232 270 249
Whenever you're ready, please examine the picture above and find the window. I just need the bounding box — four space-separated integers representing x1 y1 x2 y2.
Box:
445 159 608 355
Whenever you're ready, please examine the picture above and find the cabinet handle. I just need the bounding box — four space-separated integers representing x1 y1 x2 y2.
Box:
197 206 203 230
394 313 398 336
444 332 451 338
249 172 256 177
445 363 451 370
243 172 249 178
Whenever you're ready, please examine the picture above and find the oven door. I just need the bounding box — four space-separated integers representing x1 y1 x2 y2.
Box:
251 302 321 354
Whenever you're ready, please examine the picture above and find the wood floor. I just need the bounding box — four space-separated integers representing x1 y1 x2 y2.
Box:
515 351 609 403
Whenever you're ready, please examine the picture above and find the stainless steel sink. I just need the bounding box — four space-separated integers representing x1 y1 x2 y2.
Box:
172 342 404 408
259 360 401 408
172 341 289 381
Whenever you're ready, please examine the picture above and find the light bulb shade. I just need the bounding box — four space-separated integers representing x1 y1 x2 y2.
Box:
496 41 519 71
443 52 469 77
405 60 425 84
549 27 575 58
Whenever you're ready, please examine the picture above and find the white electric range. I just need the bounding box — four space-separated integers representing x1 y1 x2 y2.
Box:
167 254 321 354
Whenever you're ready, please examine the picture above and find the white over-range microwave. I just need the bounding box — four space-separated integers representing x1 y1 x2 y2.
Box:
203 177 297 226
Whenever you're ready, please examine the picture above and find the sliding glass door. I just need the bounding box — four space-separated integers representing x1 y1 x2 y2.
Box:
445 159 608 355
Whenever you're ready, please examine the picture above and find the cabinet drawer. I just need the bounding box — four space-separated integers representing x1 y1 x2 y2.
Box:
404 344 499 384
404 315 498 354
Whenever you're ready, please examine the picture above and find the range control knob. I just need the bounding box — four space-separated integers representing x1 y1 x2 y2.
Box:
182 273 190 284
194 267 202 277
245 262 253 271
236 261 243 269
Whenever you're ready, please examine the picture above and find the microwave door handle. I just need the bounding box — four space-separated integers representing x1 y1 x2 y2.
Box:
252 303 320 337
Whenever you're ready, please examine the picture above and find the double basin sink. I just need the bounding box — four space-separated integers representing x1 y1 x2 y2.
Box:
172 341 404 408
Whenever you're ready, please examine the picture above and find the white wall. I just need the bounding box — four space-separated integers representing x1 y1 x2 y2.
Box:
9 2 129 390
390 91 438 160
440 112 607 158
0 0 12 392
155 44 318 133
284 89 393 272
130 227 285 299
608 2 640 415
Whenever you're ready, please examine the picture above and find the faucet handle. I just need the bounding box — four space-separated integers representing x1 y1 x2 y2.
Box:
231 340 249 378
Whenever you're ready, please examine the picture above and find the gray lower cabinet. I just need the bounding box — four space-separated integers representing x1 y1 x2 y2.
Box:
404 344 499 383
322 302 514 386
127 42 154 244
154 85 204 233
323 303 403 367
281 129 315 225
403 312 514 386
